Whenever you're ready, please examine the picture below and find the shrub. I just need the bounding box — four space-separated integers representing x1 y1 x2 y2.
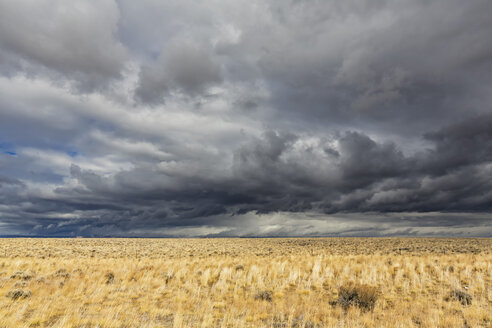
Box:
6 289 31 300
254 290 273 302
449 289 472 305
35 276 46 283
13 281 27 288
105 272 115 284
337 283 379 311
10 271 34 280
55 269 70 278
291 316 315 328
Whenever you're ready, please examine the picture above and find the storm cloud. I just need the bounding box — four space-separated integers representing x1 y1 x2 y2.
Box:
0 0 491 237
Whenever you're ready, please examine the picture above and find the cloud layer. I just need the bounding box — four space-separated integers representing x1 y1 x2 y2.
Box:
0 0 491 236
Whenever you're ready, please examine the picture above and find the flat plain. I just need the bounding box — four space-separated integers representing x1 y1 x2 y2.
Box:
0 238 490 328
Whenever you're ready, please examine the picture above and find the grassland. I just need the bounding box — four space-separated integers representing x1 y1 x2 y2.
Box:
0 238 490 327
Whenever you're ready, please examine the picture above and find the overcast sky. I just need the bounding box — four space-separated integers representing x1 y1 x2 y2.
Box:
0 0 491 237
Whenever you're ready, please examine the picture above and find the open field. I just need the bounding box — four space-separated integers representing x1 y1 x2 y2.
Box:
0 238 490 328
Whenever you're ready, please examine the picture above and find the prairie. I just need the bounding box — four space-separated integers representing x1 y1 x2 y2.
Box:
0 238 490 327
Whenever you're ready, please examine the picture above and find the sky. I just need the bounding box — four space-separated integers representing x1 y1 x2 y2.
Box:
0 0 491 237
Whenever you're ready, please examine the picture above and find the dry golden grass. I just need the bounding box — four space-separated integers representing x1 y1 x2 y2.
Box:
0 238 490 327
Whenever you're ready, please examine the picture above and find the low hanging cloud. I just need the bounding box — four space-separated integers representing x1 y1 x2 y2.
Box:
0 0 491 236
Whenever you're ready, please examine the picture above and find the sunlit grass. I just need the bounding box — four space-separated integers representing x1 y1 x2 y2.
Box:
0 238 490 327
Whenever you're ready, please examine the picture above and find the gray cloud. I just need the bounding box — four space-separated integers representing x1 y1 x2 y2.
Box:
136 42 222 104
0 0 491 236
0 0 127 90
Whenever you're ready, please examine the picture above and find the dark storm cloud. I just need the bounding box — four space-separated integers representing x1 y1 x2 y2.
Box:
0 0 491 236
421 114 492 175
254 0 492 135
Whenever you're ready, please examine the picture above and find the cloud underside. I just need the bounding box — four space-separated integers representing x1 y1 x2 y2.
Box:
0 0 491 236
